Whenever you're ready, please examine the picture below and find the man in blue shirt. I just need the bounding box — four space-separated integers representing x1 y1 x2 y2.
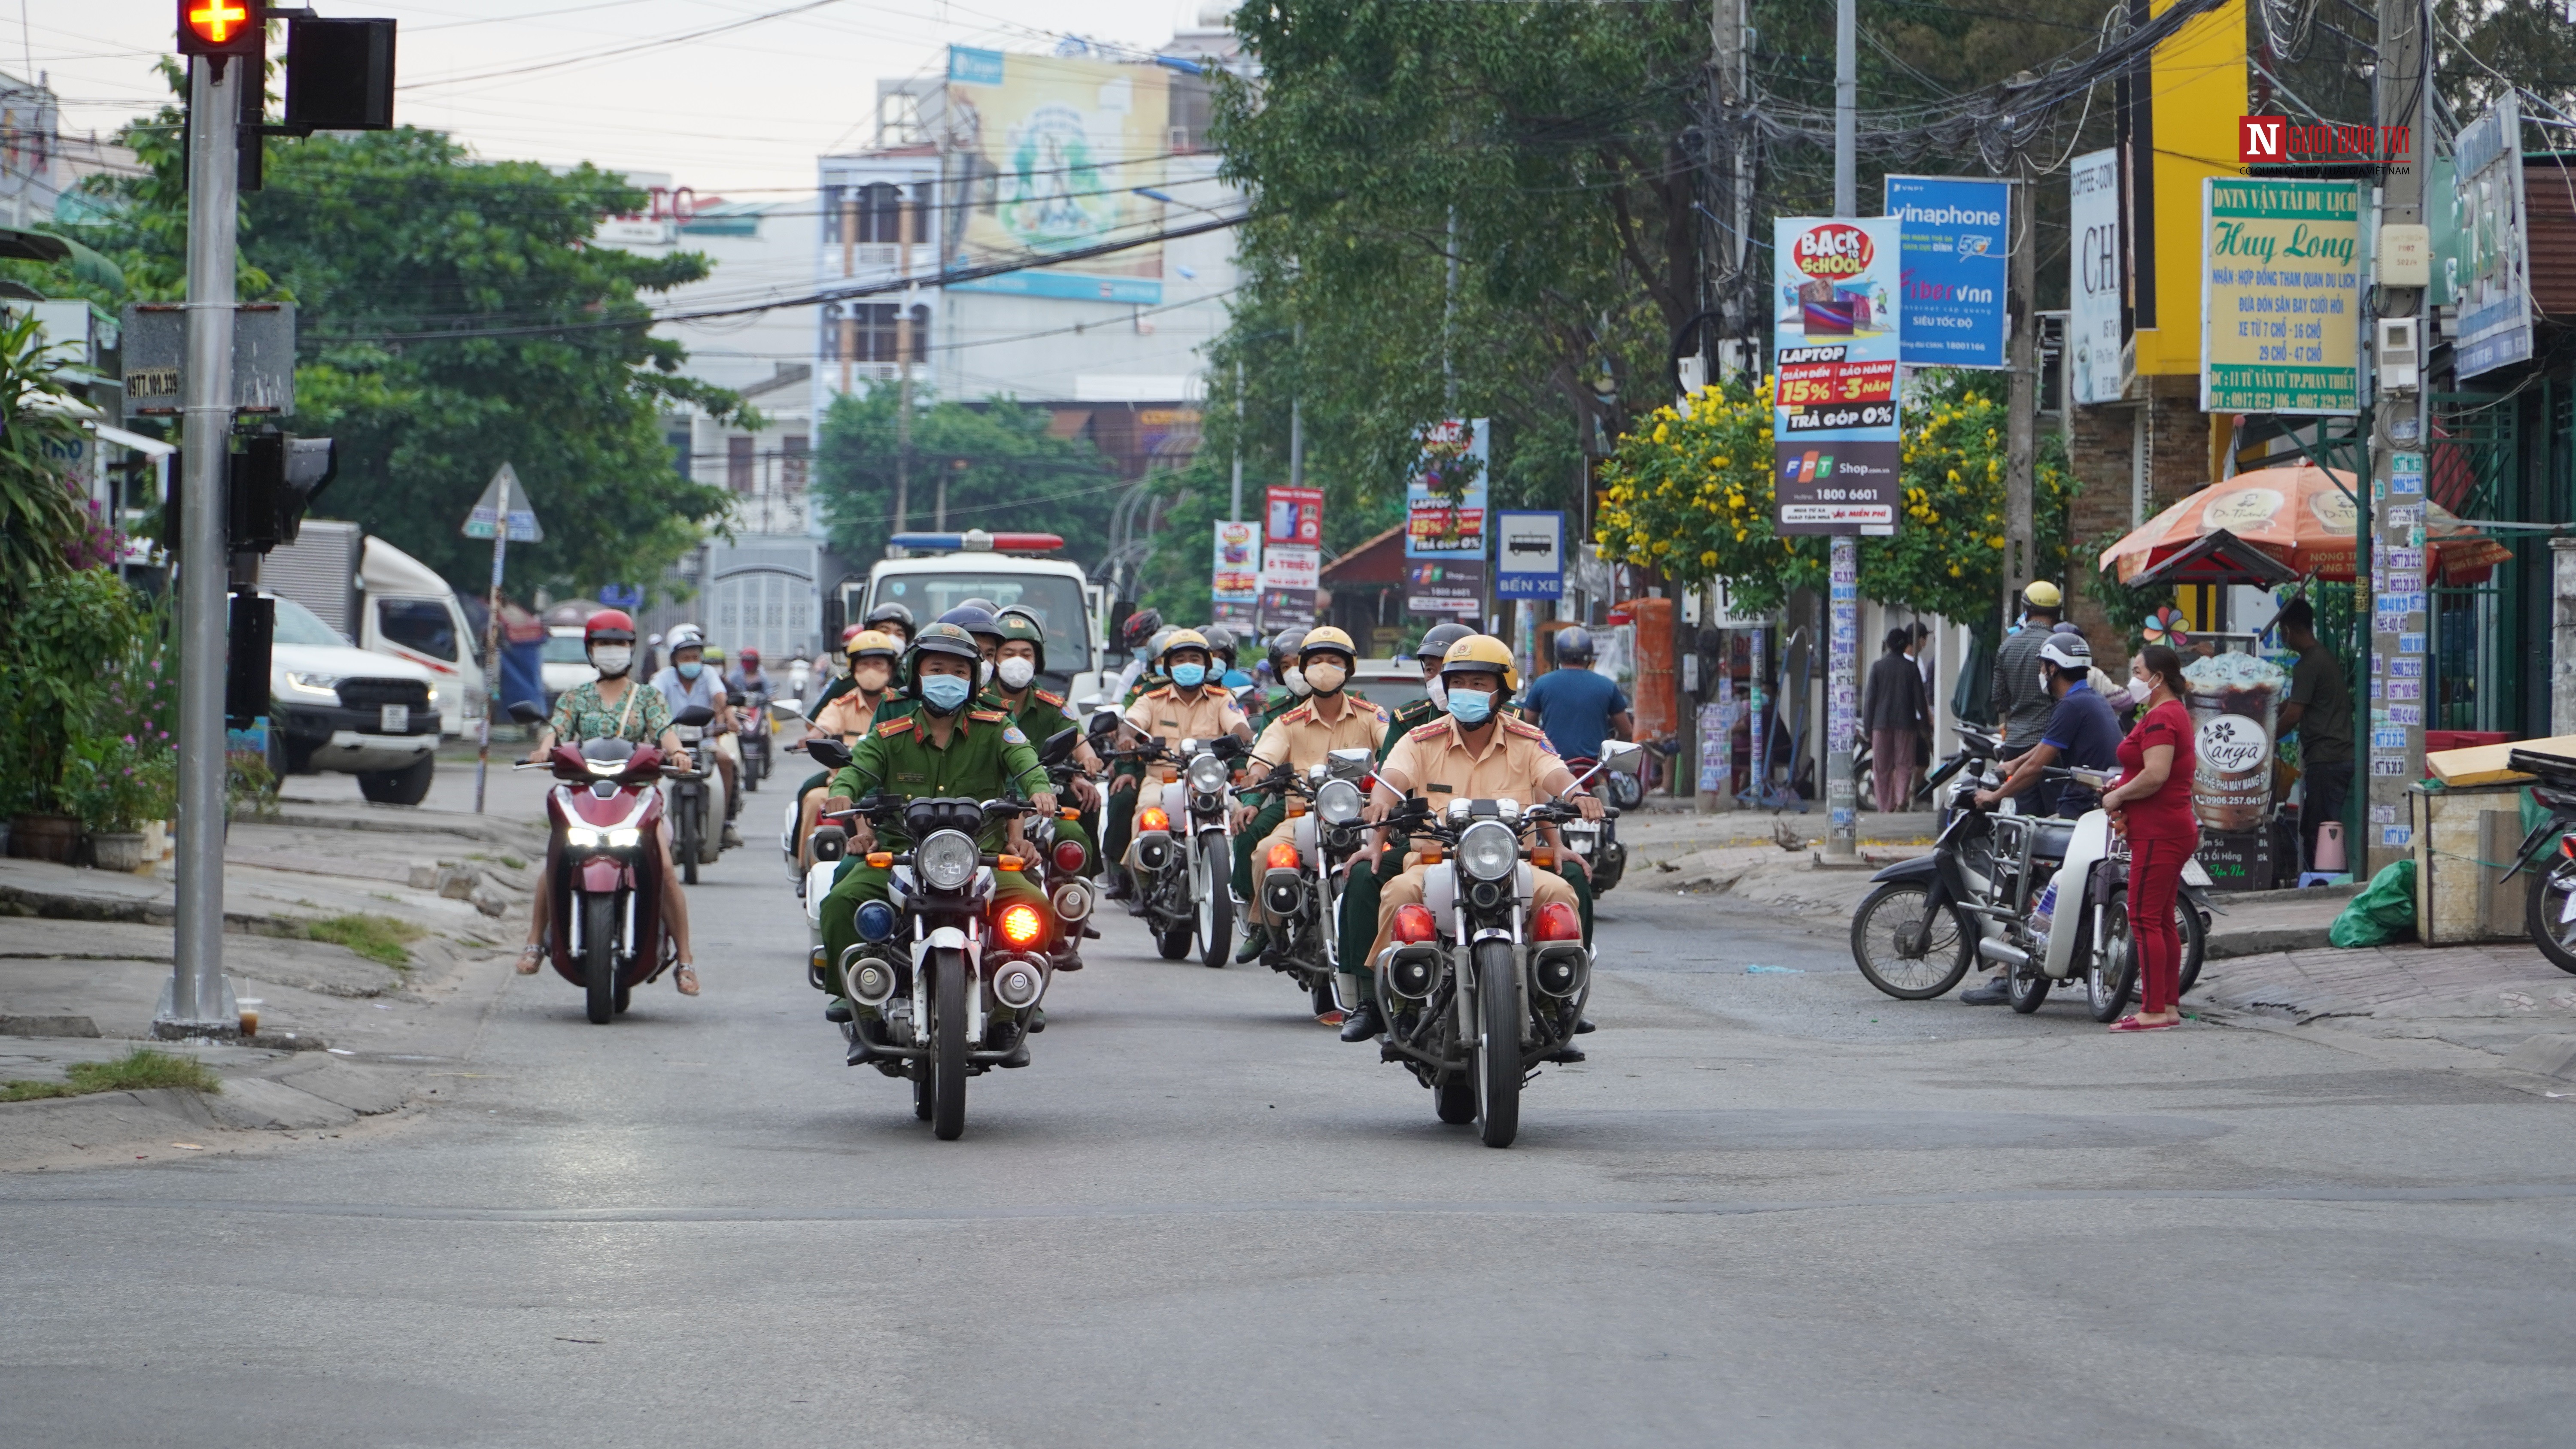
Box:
1960 630 2121 1004
1522 627 1634 761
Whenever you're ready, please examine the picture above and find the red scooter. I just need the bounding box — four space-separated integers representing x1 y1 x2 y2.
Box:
510 701 714 1023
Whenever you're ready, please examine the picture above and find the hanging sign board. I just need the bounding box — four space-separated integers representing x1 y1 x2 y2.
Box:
2066 148 2126 405
2199 177 2361 414
1494 510 1564 599
1211 519 1259 603
1885 176 2008 368
2453 96 2533 380
1771 216 1902 536
462 462 544 542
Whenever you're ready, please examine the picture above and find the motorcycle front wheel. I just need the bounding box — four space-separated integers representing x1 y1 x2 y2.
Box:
1473 939 1522 1149
1850 881 1972 1000
2087 888 2137 1023
931 947 968 1141
1197 836 1233 968
2006 952 2050 1014
582 893 617 1025
678 797 700 885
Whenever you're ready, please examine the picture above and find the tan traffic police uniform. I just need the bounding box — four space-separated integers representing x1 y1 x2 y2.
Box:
1245 690 1389 922
1365 712 1583 962
1123 681 1250 841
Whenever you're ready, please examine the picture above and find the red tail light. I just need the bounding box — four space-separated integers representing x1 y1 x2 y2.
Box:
1534 901 1582 941
2561 835 2575 861
1391 903 1437 943
1266 841 1300 870
1139 806 1170 832
997 902 1046 947
1052 840 1087 873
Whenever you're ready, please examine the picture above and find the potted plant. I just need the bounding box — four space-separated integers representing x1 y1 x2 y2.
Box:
60 733 176 872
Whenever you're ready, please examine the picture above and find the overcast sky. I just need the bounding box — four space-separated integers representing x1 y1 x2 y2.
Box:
31 0 1213 193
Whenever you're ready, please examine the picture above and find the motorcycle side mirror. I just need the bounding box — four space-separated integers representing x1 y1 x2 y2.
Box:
1209 735 1247 761
767 698 810 720
673 704 716 728
507 700 547 726
1088 706 1123 739
806 738 854 771
1597 740 1646 776
1038 726 1079 765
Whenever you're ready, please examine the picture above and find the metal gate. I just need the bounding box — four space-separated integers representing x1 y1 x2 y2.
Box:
2427 391 2521 734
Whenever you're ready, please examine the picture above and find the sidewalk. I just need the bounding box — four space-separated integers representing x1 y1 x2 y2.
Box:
0 785 546 1169
2193 937 2576 1076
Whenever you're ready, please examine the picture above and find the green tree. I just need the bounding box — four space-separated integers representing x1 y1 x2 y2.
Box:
812 389 1124 567
63 84 746 596
0 312 101 611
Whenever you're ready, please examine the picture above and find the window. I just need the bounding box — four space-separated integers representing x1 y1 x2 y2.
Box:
873 573 1090 675
270 595 349 647
727 435 754 492
783 435 809 489
859 182 902 243
857 304 929 364
377 598 459 661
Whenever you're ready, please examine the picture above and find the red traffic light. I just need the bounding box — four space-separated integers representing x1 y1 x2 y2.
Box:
179 0 264 56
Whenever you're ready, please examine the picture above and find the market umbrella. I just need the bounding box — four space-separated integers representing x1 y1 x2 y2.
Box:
2096 463 2514 585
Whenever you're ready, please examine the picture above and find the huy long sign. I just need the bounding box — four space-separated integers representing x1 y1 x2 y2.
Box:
2199 177 2361 415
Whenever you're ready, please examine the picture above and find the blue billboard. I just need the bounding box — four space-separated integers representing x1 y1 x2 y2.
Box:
1884 176 2010 368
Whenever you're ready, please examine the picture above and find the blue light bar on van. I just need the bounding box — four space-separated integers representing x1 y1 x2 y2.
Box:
889 530 1063 554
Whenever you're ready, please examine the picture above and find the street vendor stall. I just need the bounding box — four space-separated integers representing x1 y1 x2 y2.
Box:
2097 465 2512 890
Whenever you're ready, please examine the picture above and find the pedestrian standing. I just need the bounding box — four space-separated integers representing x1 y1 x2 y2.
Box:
1862 627 1928 812
2099 644 2199 1031
2274 598 2354 877
1990 582 2064 780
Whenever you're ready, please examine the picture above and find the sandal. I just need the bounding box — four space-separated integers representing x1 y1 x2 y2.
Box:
674 963 701 997
2108 1013 2177 1032
515 944 544 975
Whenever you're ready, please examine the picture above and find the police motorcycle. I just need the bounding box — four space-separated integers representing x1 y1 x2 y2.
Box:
1242 746 1377 1019
1117 732 1247 967
810 782 1057 1142
1850 729 2214 1018
1553 755 1629 896
1022 724 1098 972
1364 740 1636 1149
507 700 714 1024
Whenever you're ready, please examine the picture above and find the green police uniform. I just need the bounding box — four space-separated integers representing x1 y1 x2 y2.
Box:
817 708 1053 997
1376 697 1442 763
991 684 1099 879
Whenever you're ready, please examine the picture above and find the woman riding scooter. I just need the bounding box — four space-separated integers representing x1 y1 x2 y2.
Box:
516 610 706 996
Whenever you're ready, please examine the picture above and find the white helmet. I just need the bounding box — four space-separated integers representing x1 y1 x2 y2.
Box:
665 623 706 652
2038 631 2091 673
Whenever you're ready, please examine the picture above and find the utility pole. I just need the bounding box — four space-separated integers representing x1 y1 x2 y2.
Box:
892 190 914 537
1822 0 1860 857
1712 0 1752 377
1443 206 1461 411
1288 322 1305 494
1230 358 1244 521
161 51 241 1039
2004 179 2036 617
2364 0 2431 876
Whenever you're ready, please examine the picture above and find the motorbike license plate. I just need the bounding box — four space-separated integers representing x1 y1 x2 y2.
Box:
380 704 408 732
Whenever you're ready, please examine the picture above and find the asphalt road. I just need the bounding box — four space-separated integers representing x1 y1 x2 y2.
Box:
6 824 2575 1447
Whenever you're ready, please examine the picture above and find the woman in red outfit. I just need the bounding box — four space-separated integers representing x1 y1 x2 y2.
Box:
2098 644 2198 1031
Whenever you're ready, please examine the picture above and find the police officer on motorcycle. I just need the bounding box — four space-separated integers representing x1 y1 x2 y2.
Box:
1231 626 1388 964
1113 629 1253 876
1343 634 1603 1046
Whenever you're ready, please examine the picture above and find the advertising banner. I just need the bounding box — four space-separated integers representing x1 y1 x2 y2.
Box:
1885 176 2008 367
1494 511 1564 599
2454 97 2533 380
1405 560 1484 617
1211 518 1259 603
2199 177 2361 414
943 46 1168 304
1771 216 1902 536
1406 418 1488 558
2067 148 2125 405
1264 485 1322 546
1256 543 1320 628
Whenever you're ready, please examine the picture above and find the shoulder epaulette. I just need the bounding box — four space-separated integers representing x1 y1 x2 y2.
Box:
875 716 914 737
1036 688 1065 706
1411 715 1455 740
1370 702 1390 720
967 708 1008 723
1503 715 1550 741
1395 699 1435 723
1279 700 1314 724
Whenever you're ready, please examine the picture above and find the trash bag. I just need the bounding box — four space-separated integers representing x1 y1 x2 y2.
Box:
2328 858 2417 947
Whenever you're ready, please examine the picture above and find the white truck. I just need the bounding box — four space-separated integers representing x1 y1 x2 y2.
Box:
260 520 488 737
841 530 1110 705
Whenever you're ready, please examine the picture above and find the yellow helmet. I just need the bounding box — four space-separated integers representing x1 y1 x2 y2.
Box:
1157 627 1213 666
1297 625 1358 663
1437 633 1519 695
843 628 900 661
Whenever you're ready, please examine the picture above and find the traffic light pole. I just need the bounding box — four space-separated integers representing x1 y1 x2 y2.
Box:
159 53 241 1040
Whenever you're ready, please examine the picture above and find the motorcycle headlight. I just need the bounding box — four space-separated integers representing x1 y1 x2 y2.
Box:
1459 819 1518 882
604 826 642 849
916 830 979 890
1315 778 1362 827
564 825 605 849
1187 753 1227 794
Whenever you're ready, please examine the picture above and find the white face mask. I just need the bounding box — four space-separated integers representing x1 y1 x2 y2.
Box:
997 656 1036 690
591 645 633 677
1284 667 1311 697
1425 676 1448 710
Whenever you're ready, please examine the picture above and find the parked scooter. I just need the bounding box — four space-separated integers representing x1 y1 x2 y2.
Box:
1850 730 2215 1017
508 700 714 1024
2503 746 2576 974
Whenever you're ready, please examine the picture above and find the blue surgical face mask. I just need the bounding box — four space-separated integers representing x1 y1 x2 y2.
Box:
1447 688 1495 725
676 661 703 681
1170 662 1206 688
919 673 973 714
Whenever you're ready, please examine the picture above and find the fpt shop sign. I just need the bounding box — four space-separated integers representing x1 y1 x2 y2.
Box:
1770 216 1902 537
